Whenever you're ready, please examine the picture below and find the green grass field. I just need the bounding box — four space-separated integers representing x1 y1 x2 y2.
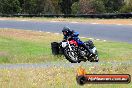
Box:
0 29 63 63
0 65 132 88
0 29 132 88
0 28 132 63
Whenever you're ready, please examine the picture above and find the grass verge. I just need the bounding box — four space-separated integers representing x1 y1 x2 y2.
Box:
0 29 132 88
0 17 132 25
0 29 63 63
0 28 132 63
0 65 132 88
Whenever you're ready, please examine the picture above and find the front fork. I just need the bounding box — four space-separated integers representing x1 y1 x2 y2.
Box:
67 41 74 56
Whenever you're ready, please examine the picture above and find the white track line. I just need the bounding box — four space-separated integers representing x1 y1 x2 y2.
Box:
50 21 60 23
41 31 107 42
39 31 42 32
80 37 86 38
116 24 122 26
20 20 28 21
54 33 60 35
91 23 99 24
70 22 78 24
89 38 94 40
96 39 100 41
46 32 50 34
103 40 106 42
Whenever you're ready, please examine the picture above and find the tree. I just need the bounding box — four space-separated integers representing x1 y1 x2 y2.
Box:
120 0 132 13
71 2 79 14
102 0 124 13
18 0 57 14
91 0 106 13
79 0 106 14
36 0 55 14
0 0 21 14
60 0 73 14
51 0 62 14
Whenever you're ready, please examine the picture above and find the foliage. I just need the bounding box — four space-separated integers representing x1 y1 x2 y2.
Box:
60 0 72 14
120 0 132 13
0 0 131 15
71 2 79 14
79 0 106 14
102 0 124 13
0 0 21 14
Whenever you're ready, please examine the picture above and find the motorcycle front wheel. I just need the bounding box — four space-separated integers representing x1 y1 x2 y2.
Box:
63 46 80 63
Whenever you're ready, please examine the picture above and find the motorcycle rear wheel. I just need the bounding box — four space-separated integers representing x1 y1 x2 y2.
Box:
89 50 99 62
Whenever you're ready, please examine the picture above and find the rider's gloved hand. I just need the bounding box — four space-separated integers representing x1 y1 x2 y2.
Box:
67 36 72 40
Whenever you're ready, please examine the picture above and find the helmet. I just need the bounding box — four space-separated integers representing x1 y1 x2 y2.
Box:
62 26 70 33
71 30 75 33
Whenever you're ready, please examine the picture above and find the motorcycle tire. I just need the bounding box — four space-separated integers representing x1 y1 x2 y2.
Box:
63 46 80 63
89 50 99 62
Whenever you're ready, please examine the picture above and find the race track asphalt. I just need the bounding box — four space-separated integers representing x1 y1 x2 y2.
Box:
0 20 132 43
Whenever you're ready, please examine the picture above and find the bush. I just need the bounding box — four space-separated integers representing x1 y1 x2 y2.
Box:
71 2 79 14
120 0 132 13
0 0 21 14
79 0 106 14
103 0 124 13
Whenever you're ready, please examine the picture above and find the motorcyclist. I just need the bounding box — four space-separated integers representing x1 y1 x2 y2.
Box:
62 26 94 55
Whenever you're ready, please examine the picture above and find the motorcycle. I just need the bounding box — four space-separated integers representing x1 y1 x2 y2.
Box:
59 38 99 63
